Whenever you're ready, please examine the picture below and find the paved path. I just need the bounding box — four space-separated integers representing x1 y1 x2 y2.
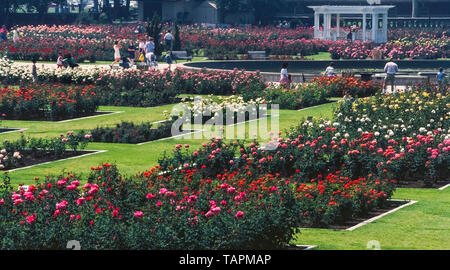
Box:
12 61 183 72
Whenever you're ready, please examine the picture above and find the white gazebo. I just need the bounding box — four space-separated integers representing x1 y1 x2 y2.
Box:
308 5 394 43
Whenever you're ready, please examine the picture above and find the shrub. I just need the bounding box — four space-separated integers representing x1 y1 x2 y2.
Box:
84 119 177 144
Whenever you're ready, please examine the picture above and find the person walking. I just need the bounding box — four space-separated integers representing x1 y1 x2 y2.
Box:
0 25 8 42
145 37 155 68
163 30 173 51
127 40 136 67
437 67 447 88
57 53 64 68
165 50 173 70
279 62 290 88
325 62 335 77
32 58 38 83
138 37 146 62
12 29 19 43
112 41 122 66
383 60 398 94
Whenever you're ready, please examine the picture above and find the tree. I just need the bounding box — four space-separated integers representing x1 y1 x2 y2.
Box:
79 0 84 13
27 0 52 14
216 0 243 23
250 0 283 25
172 22 181 51
147 12 163 56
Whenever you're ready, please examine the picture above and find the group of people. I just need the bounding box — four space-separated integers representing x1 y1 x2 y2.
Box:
111 27 175 71
280 60 447 93
0 25 20 43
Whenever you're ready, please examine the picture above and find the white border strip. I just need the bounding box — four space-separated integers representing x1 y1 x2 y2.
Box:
295 245 317 250
222 114 279 128
346 199 418 231
6 150 107 172
297 101 338 112
438 183 450 190
0 128 28 134
57 111 124 123
136 130 203 145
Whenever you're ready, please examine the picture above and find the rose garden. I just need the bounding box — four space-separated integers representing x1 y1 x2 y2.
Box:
0 21 448 251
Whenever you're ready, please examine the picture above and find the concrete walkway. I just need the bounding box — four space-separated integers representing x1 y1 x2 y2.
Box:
12 61 183 72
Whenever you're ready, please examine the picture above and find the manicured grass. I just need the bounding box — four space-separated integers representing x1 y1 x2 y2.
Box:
292 187 450 250
308 52 332 61
1 100 339 186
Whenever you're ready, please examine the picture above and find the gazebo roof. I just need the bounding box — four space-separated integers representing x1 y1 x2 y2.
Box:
308 5 395 14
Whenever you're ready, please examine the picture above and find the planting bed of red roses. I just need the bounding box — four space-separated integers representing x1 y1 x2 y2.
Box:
0 159 396 249
0 84 99 121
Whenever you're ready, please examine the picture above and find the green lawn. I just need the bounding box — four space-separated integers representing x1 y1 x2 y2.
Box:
308 52 332 61
293 187 450 250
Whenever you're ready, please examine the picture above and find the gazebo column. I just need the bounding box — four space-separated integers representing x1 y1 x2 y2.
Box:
326 13 331 39
372 12 378 42
314 12 320 38
324 13 332 39
382 12 388 43
362 13 367 41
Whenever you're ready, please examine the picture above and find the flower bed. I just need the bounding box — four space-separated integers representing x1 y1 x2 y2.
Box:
311 76 382 97
160 90 449 187
0 58 267 107
79 119 180 144
329 30 449 60
0 84 99 121
262 83 330 110
0 161 395 249
1 25 448 61
176 95 267 125
0 131 91 171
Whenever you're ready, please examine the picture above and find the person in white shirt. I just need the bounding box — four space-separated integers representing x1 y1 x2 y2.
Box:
383 60 399 94
325 62 335 77
280 62 290 88
164 30 173 51
112 40 122 66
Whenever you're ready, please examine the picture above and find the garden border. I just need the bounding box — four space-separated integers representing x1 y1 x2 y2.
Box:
6 150 108 173
297 101 337 112
136 129 203 145
438 183 450 190
0 128 28 134
56 111 124 123
345 199 418 231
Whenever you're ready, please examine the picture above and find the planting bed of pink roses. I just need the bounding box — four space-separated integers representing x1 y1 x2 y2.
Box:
330 29 449 60
2 24 447 60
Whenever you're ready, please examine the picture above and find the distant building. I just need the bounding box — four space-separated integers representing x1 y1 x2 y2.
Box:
137 0 450 25
280 0 450 20
137 0 253 24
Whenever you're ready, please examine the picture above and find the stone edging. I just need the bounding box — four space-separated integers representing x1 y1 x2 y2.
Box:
7 150 108 173
345 199 418 231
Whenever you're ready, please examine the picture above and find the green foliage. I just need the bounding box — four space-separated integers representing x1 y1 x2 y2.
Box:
147 12 163 56
86 119 177 144
173 22 182 51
